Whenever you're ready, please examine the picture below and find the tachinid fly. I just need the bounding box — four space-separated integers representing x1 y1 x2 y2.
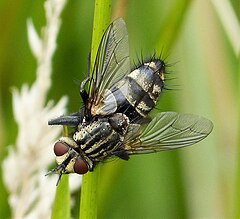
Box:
48 18 213 184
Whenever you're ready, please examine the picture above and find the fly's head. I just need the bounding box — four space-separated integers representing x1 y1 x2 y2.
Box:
54 141 89 175
46 139 90 185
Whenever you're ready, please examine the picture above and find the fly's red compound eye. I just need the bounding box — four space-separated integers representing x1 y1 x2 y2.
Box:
73 158 89 174
54 142 69 156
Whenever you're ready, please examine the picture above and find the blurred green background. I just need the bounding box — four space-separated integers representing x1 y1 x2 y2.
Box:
0 0 239 218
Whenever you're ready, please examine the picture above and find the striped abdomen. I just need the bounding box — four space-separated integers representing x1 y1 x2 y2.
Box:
113 59 165 120
91 59 165 121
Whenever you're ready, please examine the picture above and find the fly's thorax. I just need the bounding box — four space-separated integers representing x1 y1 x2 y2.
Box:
72 114 129 162
73 119 112 148
108 113 129 135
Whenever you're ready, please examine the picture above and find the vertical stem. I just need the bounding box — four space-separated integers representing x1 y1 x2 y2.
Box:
52 175 70 219
90 0 112 63
236 54 240 217
79 0 112 219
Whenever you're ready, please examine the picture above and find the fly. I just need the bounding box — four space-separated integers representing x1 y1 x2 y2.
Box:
47 18 213 184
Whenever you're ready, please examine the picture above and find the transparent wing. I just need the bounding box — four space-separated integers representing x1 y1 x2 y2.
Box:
124 112 213 155
89 18 130 106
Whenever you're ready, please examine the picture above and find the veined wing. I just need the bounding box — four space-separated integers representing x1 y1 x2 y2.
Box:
124 112 213 155
89 18 130 111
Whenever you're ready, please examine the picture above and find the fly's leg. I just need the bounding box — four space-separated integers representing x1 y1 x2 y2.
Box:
80 77 90 105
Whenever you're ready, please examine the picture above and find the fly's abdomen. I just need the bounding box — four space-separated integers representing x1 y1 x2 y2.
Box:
90 59 165 120
112 59 165 119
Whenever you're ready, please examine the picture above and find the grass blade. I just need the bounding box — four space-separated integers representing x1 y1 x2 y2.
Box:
79 0 112 218
52 175 70 219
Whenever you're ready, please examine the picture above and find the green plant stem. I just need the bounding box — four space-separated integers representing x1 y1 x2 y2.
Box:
79 1 112 219
52 175 70 219
90 0 112 63
236 53 240 217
